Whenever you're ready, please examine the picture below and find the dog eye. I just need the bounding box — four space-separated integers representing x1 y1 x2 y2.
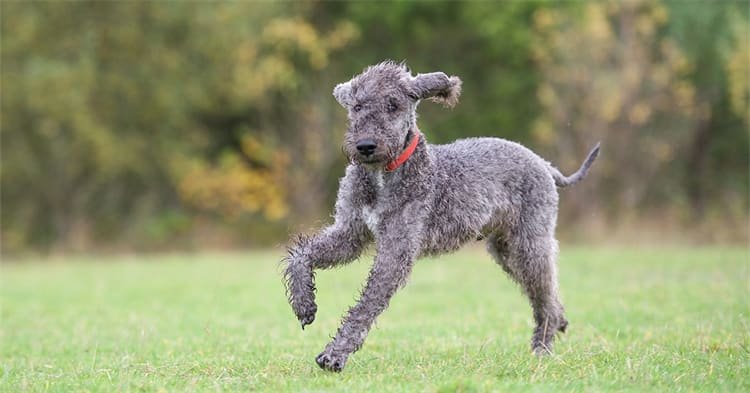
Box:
353 104 363 112
387 102 398 113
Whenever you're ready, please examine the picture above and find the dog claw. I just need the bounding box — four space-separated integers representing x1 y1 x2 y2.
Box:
292 300 317 330
300 317 313 330
315 351 346 372
298 311 316 329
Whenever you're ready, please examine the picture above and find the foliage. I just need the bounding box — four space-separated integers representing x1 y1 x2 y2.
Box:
532 0 699 217
663 0 749 219
0 2 356 251
726 16 749 124
2 247 748 391
0 1 747 252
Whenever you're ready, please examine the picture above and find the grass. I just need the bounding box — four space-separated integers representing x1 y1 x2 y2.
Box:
1 246 748 392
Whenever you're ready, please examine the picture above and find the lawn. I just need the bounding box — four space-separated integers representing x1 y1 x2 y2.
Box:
1 246 748 392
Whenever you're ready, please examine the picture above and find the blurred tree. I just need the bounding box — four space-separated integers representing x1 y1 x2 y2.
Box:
172 5 358 224
664 0 749 221
0 1 357 252
531 0 748 233
1 2 188 251
1 1 745 253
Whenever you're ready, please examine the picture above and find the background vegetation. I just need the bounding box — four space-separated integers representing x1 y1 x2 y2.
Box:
1 0 748 254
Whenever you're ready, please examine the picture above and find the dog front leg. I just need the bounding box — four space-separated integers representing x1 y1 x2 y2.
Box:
315 223 420 372
284 221 370 329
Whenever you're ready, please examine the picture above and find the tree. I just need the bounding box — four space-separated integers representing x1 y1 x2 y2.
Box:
0 2 357 252
664 1 749 221
533 1 704 223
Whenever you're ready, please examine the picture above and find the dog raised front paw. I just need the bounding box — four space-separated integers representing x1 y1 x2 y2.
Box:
293 300 317 329
290 292 318 330
283 255 318 329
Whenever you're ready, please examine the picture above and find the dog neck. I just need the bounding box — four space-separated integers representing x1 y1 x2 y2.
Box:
382 127 431 181
385 130 420 172
359 127 431 181
360 127 432 208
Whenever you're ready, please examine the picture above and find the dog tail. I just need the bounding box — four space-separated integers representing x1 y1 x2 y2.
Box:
551 142 601 188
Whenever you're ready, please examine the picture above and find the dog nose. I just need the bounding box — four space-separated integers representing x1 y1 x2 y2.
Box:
356 139 377 156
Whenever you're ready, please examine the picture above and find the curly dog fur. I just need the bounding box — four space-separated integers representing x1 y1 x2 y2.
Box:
283 61 600 372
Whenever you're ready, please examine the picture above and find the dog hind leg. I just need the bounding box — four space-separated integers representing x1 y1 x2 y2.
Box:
487 233 567 355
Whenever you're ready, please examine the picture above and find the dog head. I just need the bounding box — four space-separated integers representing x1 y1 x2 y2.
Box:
333 61 461 168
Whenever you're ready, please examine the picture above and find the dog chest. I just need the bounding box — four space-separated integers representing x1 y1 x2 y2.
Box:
361 171 384 232
361 205 379 232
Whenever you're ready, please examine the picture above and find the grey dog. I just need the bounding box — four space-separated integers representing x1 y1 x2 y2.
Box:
283 61 599 372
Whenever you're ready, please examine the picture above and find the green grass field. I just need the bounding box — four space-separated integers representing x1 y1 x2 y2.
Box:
1 246 748 392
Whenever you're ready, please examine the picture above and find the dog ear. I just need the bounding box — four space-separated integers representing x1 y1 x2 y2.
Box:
333 81 353 107
410 72 462 108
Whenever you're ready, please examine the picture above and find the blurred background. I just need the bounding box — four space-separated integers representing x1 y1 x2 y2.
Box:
1 0 747 256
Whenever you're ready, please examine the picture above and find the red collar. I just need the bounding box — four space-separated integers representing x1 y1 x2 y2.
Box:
385 132 420 172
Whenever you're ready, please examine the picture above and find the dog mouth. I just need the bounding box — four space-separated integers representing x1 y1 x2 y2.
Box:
354 154 386 165
345 147 390 166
